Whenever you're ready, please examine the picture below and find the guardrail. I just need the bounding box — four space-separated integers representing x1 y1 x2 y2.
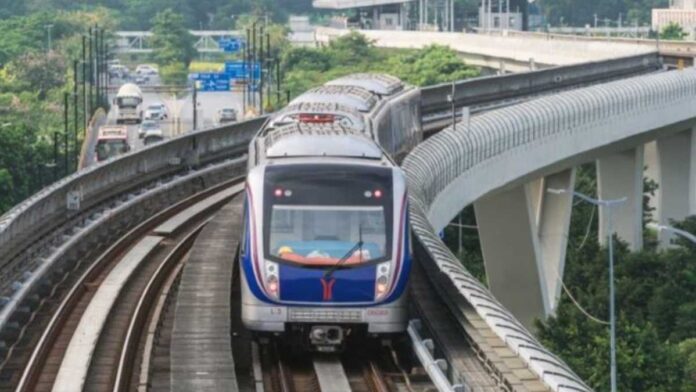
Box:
0 117 267 274
420 52 661 114
406 66 696 392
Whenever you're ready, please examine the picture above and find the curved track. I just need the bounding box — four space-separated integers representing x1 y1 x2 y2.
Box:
13 179 244 392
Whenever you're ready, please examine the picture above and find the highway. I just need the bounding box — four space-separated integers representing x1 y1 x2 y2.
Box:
82 77 244 167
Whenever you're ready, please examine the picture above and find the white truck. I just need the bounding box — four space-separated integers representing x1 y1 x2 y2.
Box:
114 83 143 124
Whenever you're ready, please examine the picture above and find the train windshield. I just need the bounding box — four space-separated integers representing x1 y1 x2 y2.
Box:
96 140 129 161
263 164 393 267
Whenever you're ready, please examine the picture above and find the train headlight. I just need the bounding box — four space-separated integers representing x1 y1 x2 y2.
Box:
375 262 391 299
265 261 280 298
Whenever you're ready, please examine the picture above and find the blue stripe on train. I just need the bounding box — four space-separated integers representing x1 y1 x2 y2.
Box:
241 200 412 307
279 263 376 302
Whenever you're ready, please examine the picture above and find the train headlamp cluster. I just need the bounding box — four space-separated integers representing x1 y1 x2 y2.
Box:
375 262 391 299
273 188 292 198
265 261 280 298
364 189 383 199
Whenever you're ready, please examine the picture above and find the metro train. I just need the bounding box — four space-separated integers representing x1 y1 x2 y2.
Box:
239 74 422 351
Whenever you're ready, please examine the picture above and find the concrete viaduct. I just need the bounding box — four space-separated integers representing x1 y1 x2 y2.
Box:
405 69 696 332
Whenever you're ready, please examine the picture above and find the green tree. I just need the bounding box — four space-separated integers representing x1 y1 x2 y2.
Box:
538 0 669 26
160 62 189 85
681 338 696 391
661 22 687 40
384 45 479 86
150 9 196 67
6 52 67 99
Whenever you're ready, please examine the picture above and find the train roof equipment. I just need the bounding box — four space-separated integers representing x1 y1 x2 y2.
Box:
290 85 378 112
259 122 382 160
325 73 404 96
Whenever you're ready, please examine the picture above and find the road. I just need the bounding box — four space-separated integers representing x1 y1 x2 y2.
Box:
84 77 244 167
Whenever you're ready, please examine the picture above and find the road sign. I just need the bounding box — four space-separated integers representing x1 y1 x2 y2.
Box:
224 61 261 80
219 38 243 53
196 77 231 92
191 72 228 82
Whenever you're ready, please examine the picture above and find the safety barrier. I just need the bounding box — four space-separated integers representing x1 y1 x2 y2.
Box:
420 52 661 114
404 68 696 391
0 117 267 274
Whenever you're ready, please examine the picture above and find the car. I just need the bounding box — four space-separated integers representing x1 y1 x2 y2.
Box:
135 64 159 76
144 103 168 120
143 128 165 145
134 75 148 85
109 64 129 79
138 120 161 138
215 108 237 124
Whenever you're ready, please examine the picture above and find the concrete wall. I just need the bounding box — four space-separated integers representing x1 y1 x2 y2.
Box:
315 27 656 69
404 69 696 329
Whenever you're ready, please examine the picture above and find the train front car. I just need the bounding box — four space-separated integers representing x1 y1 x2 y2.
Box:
241 124 411 352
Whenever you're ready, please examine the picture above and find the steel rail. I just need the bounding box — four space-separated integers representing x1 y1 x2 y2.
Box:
114 182 245 391
112 218 208 392
14 177 244 392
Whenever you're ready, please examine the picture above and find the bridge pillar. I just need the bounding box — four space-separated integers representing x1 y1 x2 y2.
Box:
596 147 644 251
474 169 575 329
655 128 696 247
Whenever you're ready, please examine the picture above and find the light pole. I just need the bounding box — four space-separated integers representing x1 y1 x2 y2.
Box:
45 24 54 52
548 188 626 392
647 222 696 245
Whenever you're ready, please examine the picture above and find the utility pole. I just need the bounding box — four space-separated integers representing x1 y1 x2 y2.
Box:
192 83 198 130
251 21 257 110
82 34 87 130
276 60 281 107
45 24 54 53
258 26 264 114
449 81 456 129
95 27 100 110
53 131 58 181
88 28 93 115
547 189 624 392
63 92 69 174
594 14 598 29
73 60 79 171
266 33 271 112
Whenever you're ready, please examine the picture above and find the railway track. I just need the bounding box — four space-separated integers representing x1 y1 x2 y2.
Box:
9 179 245 392
255 341 434 392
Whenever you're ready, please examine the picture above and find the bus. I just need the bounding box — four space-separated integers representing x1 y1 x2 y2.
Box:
96 125 130 162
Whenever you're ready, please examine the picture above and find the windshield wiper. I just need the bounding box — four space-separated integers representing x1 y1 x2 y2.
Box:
324 225 363 280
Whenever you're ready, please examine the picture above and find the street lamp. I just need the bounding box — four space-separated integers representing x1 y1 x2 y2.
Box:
548 188 626 392
647 222 696 245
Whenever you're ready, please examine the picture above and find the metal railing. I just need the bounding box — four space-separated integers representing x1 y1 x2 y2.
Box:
405 67 696 392
420 52 661 115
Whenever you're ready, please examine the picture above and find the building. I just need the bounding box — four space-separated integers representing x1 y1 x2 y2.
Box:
288 15 316 47
478 0 529 32
652 0 696 37
313 0 412 30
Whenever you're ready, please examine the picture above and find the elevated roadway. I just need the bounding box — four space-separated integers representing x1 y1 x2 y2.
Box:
315 27 656 71
0 55 691 391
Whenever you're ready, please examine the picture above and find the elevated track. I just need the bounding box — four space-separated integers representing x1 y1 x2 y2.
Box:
0 53 671 391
